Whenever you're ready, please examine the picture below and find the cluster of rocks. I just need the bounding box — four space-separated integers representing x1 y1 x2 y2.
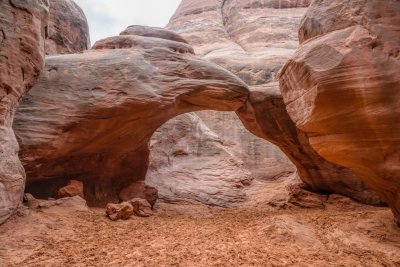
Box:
106 198 153 221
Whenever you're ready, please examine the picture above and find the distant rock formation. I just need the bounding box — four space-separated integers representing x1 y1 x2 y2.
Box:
279 0 400 224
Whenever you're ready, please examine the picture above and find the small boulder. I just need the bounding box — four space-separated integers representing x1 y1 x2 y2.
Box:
105 202 133 221
129 198 153 217
58 180 84 198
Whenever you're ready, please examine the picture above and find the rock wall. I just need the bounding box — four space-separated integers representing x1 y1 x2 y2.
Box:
166 0 380 203
148 113 259 207
46 0 90 55
279 0 400 224
14 27 249 206
0 0 49 224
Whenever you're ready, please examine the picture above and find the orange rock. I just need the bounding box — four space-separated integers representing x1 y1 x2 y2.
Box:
105 202 134 221
280 0 400 224
58 180 84 198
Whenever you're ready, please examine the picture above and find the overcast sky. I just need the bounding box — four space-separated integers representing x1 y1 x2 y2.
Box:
74 0 182 45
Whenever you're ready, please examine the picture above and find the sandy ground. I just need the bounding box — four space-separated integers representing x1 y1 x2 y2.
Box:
0 199 399 267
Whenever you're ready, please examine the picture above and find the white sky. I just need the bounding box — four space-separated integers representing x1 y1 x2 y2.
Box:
74 0 182 45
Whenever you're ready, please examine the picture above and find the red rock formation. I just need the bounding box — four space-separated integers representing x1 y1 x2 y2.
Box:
46 0 90 55
0 0 49 224
14 27 249 206
279 0 400 224
167 0 380 204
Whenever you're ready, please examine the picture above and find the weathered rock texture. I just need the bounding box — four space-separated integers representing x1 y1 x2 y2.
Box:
146 113 256 206
14 26 249 206
166 0 380 204
46 0 90 55
0 0 49 224
279 0 400 223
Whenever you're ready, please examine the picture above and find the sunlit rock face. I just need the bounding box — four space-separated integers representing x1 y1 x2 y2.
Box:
14 27 249 206
46 0 90 55
166 0 381 204
0 0 49 224
279 0 400 224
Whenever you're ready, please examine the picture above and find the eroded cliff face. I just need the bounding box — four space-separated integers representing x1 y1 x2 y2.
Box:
166 0 381 204
14 27 249 206
279 0 400 224
0 0 49 224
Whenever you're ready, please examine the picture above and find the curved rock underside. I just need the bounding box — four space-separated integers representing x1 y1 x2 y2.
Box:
0 0 49 224
167 0 381 204
46 0 90 55
14 27 249 206
279 0 400 224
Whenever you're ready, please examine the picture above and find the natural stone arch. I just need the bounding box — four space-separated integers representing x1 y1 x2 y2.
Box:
14 33 249 206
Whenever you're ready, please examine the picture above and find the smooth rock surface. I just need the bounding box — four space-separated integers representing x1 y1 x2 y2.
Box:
46 0 90 55
279 0 400 224
237 83 382 204
14 27 249 206
0 0 49 224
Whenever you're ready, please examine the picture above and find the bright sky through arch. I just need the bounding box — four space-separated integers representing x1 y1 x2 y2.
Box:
74 0 182 45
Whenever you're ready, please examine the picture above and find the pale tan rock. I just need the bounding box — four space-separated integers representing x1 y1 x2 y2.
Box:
279 0 400 224
146 113 254 207
14 26 249 207
106 202 133 221
38 196 89 213
0 0 49 224
46 0 90 55
58 180 84 198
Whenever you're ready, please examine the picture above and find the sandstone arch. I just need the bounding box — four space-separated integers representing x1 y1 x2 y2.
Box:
14 30 249 205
